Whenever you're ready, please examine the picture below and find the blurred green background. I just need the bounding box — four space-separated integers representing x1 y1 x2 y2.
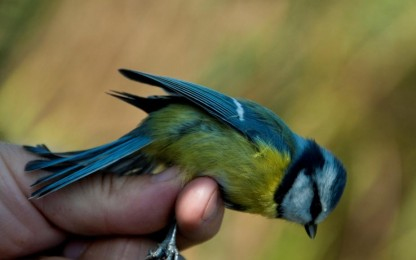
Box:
1 1 415 259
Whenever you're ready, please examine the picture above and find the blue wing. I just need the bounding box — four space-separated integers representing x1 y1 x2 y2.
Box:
119 69 293 154
25 69 295 198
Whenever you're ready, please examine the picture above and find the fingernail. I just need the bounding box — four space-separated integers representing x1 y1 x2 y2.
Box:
151 167 179 183
64 240 88 259
202 189 221 222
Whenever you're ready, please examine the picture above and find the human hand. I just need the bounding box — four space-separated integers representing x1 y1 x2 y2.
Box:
0 142 224 259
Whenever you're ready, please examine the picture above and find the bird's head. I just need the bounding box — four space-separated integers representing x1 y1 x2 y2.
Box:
274 140 346 238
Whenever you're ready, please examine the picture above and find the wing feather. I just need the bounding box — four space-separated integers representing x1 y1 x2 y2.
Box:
119 69 292 153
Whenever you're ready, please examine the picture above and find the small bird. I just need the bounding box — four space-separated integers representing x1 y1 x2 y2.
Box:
25 69 346 259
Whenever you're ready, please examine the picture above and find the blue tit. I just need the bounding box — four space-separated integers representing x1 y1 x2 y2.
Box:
25 69 346 258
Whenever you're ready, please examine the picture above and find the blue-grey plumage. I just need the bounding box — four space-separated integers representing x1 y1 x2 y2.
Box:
24 69 346 240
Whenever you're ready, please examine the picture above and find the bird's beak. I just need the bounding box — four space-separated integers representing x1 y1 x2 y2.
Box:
304 223 317 239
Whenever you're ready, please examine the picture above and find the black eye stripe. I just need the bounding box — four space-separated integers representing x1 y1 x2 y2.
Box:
310 181 322 220
274 140 325 209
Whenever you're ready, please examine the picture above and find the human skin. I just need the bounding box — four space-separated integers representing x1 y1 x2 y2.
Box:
0 143 224 259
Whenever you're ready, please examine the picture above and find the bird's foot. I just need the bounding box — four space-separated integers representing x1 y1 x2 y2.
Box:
146 224 185 260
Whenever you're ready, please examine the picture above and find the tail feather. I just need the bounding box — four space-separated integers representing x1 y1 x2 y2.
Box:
25 134 152 198
30 164 81 187
24 137 126 172
24 144 62 159
25 159 73 172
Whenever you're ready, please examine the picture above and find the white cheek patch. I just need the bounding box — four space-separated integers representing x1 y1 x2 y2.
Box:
315 159 338 223
281 172 313 224
232 98 245 121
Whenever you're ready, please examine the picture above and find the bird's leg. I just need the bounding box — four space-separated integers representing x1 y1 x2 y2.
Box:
146 223 185 260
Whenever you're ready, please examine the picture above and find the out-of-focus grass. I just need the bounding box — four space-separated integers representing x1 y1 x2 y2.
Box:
1 1 415 259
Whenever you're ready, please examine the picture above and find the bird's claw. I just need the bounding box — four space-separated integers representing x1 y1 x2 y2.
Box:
145 224 185 260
